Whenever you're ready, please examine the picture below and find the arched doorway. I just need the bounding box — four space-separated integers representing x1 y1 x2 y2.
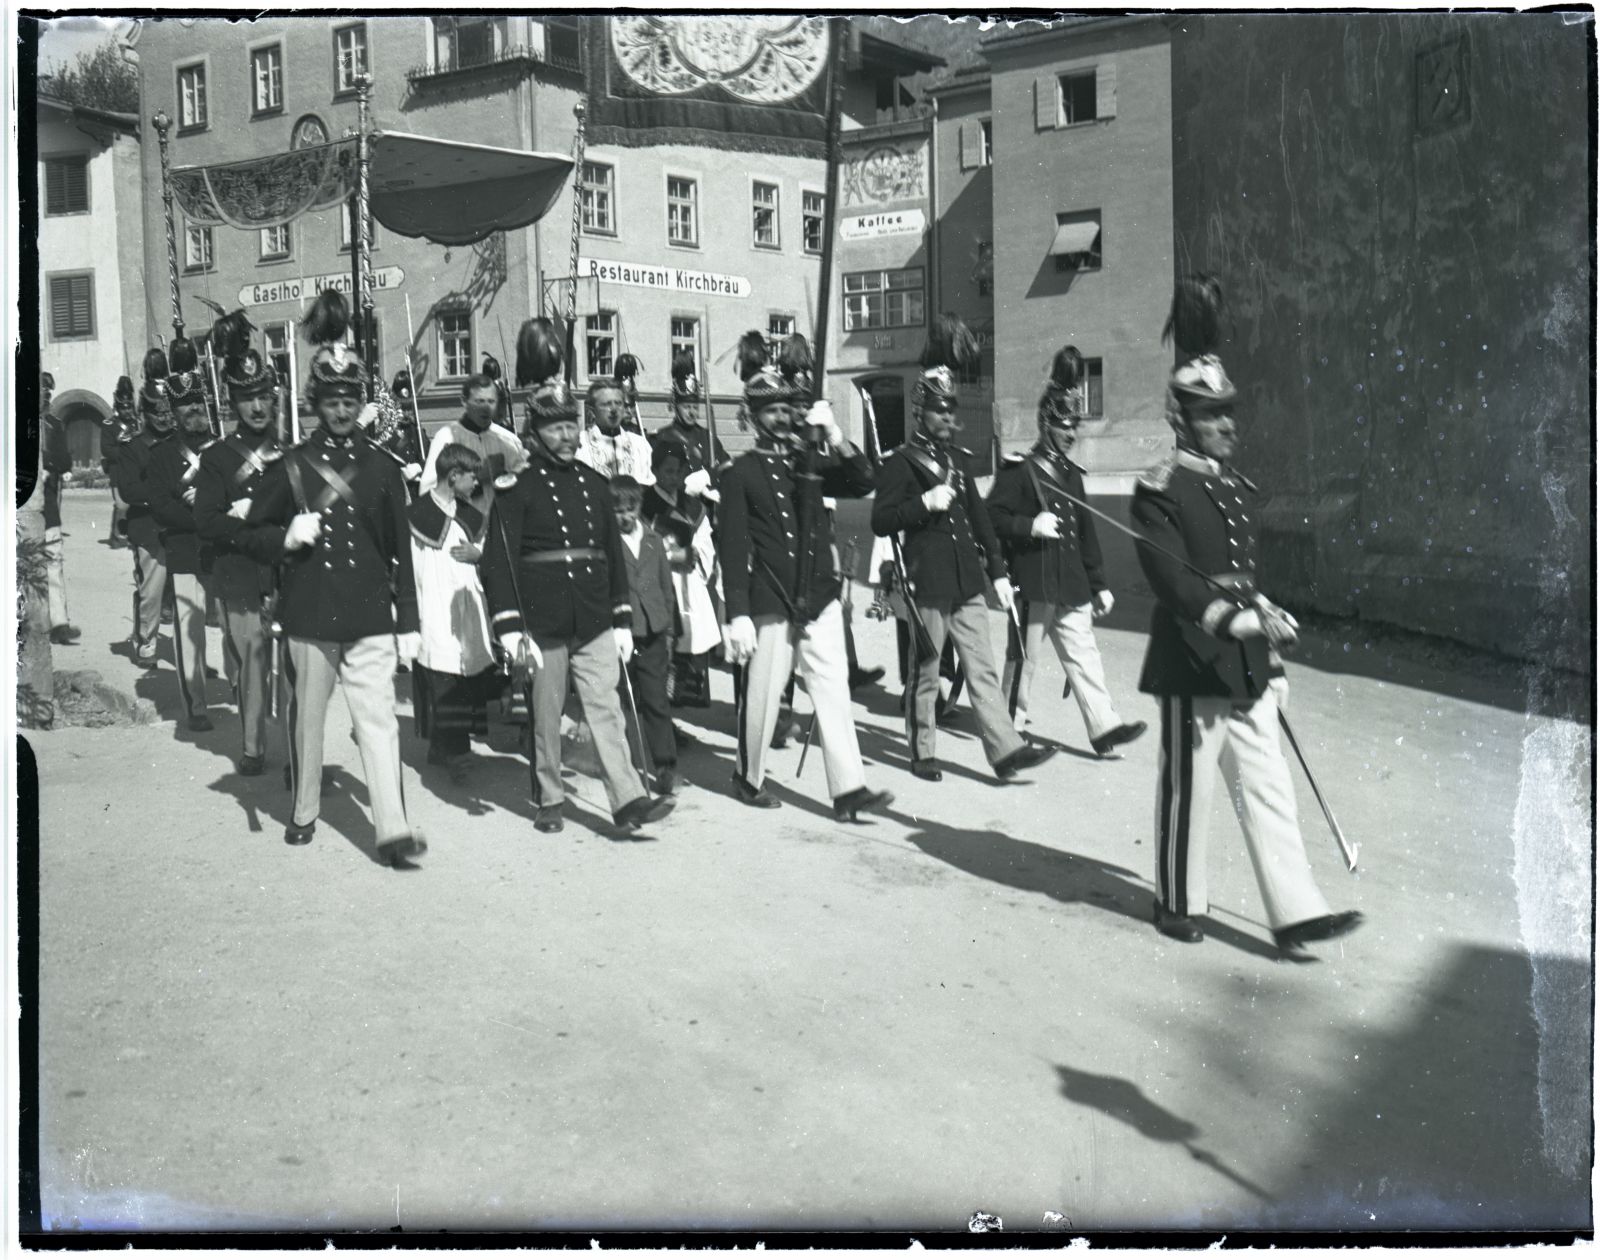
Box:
855 373 906 461
50 392 110 469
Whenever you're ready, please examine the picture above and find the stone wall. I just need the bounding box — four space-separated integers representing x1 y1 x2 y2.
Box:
1170 12 1592 672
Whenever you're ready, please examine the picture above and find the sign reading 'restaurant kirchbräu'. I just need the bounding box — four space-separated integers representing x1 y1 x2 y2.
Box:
579 256 751 298
240 266 405 308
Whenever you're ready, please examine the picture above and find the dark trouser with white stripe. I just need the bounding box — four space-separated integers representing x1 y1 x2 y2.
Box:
1154 687 1330 930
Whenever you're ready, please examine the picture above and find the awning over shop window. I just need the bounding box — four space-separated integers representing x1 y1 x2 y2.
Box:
369 132 573 246
170 132 573 247
1049 218 1101 257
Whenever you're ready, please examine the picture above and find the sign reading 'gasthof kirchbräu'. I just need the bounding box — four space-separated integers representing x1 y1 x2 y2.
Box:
579 256 751 298
240 266 405 308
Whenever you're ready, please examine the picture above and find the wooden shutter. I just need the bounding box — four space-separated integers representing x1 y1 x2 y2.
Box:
1035 74 1057 130
1096 62 1117 119
45 158 87 214
958 120 980 170
50 275 92 338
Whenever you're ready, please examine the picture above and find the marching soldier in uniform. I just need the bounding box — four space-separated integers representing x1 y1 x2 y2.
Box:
988 345 1146 755
479 317 675 836
104 374 138 547
194 312 283 774
109 349 178 668
716 333 892 821
237 291 427 866
871 317 1054 785
651 349 730 505
39 370 81 645
144 339 220 730
1136 276 1362 952
577 376 655 484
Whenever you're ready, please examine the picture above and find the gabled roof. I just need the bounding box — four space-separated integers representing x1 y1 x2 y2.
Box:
855 28 947 75
37 90 139 136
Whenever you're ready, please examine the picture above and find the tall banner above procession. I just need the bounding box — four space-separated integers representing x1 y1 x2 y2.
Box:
585 17 833 157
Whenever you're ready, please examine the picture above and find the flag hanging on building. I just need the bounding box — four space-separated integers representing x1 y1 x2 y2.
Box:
585 17 834 158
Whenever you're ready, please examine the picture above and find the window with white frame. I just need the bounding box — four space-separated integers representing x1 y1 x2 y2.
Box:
801 190 824 254
263 322 292 384
979 118 993 165
667 176 698 247
334 23 368 95
259 223 292 261
437 308 473 379
586 312 616 379
843 268 924 331
1059 71 1097 124
1079 358 1104 417
766 313 796 361
48 273 95 340
251 45 283 115
44 156 90 216
1037 64 1116 129
752 181 779 249
670 317 699 378
184 223 215 272
338 204 379 252
431 16 508 73
581 161 615 235
177 63 208 130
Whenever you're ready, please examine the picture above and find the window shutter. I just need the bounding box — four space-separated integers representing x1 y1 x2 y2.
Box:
45 161 63 214
1096 62 1117 119
959 120 979 170
71 276 92 334
50 279 70 337
66 159 87 210
1035 74 1057 129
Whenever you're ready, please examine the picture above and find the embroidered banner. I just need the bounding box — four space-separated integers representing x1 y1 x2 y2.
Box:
172 141 357 230
586 17 833 158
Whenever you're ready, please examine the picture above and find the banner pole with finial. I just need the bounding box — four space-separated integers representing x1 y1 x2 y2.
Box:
152 109 183 342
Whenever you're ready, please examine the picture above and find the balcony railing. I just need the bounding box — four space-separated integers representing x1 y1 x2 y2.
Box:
406 43 541 89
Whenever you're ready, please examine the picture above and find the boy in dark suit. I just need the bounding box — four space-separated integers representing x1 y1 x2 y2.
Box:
612 475 680 794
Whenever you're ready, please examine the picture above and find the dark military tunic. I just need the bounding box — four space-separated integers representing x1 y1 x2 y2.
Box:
717 440 874 623
1130 449 1281 700
871 432 1006 601
480 439 632 645
236 427 418 643
193 428 284 561
109 427 172 553
650 420 729 479
41 412 71 530
986 444 1106 608
146 431 220 575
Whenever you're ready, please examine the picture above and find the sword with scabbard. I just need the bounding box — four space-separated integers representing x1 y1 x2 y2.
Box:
1025 470 1357 873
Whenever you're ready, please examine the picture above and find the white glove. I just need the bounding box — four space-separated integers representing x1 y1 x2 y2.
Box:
700 486 721 505
804 399 844 447
284 511 322 551
723 615 756 665
402 462 422 481
613 627 635 661
1256 598 1300 650
181 486 197 506
1094 589 1114 618
62 470 74 483
922 483 957 513
993 576 1015 613
357 401 379 431
395 632 421 663
1031 511 1062 540
1269 673 1290 711
498 631 543 670
684 468 712 498
1227 609 1265 640
227 496 253 520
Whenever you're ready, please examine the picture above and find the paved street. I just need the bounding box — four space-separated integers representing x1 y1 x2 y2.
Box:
27 489 1592 1233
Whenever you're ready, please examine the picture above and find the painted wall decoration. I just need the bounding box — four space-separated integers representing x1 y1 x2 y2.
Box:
842 141 927 207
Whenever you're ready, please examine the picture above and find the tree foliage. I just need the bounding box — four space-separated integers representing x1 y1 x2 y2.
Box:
46 42 137 115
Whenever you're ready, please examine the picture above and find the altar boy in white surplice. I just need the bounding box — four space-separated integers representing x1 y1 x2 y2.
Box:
408 443 498 781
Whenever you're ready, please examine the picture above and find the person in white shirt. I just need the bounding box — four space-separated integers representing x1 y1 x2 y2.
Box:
419 373 528 513
409 443 497 782
577 378 655 484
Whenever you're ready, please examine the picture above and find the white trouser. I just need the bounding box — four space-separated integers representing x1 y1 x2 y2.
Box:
1154 684 1331 930
1002 600 1121 739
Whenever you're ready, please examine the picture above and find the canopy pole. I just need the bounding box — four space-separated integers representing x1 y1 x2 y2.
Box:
355 73 377 393
564 100 588 386
151 109 183 341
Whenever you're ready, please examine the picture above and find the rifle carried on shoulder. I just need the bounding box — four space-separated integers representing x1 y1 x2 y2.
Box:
856 384 936 664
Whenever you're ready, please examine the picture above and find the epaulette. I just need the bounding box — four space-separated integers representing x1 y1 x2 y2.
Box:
1136 454 1177 492
1001 451 1027 466
117 429 136 445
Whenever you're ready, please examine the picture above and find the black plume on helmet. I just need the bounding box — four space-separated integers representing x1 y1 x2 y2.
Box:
515 317 565 388
1162 274 1224 359
481 352 503 382
921 313 979 373
735 331 767 384
303 288 351 346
